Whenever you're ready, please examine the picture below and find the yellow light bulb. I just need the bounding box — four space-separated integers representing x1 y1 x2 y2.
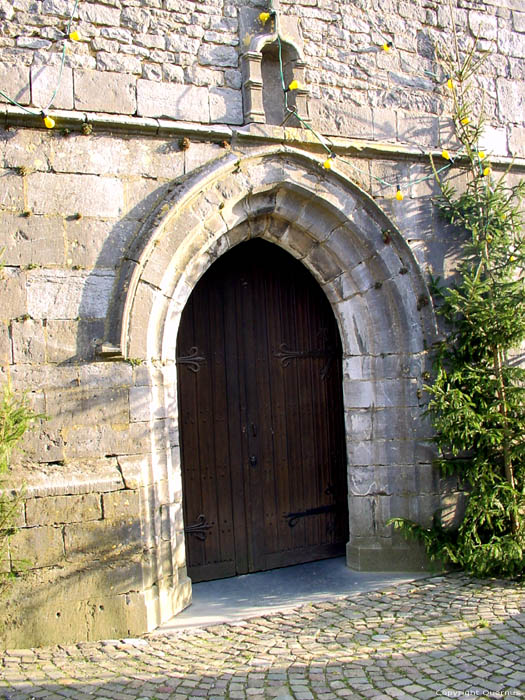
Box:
323 158 332 170
43 115 55 129
288 80 299 91
478 150 486 159
382 42 392 52
486 235 493 243
446 78 454 89
509 255 516 262
259 11 270 24
441 149 451 160
69 30 80 41
483 166 492 177
395 189 404 201
461 116 470 125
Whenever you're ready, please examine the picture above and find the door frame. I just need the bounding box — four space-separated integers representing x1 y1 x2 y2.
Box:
106 147 439 630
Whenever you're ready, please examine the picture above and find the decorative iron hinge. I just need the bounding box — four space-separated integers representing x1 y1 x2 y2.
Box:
176 346 206 373
284 503 339 528
274 343 336 379
184 514 213 541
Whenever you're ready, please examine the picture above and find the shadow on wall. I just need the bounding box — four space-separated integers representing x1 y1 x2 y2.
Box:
0 535 146 648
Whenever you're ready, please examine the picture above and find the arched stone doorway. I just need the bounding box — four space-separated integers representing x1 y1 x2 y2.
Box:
106 146 438 628
176 238 348 582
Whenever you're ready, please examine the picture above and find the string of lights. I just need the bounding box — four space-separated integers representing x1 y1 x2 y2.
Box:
0 0 80 129
0 0 493 200
263 6 493 200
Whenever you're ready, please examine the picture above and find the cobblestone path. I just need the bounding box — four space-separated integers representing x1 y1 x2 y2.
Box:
1 574 523 700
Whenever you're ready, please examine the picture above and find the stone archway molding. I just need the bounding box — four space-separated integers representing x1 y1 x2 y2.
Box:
108 146 437 362
107 146 439 631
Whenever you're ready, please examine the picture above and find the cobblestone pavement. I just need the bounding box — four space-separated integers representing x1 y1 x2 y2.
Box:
1 574 523 700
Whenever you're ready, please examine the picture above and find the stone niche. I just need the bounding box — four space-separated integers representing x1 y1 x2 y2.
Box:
239 7 309 126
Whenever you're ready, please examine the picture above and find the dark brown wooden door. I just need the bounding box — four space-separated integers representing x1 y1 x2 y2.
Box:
176 239 348 582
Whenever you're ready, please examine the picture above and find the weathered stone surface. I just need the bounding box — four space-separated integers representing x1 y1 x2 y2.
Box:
45 384 130 425
137 80 209 121
102 489 140 521
26 269 116 320
45 319 104 363
9 525 64 568
30 64 73 110
0 64 30 105
210 87 243 125
10 458 124 497
309 99 374 138
74 70 136 114
11 318 46 363
497 78 525 123
25 493 102 526
0 320 11 365
27 172 124 218
64 519 141 560
0 213 65 267
0 171 24 211
0 268 27 321
78 2 120 26
198 44 238 68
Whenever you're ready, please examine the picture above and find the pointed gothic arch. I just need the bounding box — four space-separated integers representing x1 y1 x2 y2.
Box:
104 147 439 628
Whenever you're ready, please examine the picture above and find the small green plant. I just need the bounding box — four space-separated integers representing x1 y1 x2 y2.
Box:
390 34 525 579
0 383 41 579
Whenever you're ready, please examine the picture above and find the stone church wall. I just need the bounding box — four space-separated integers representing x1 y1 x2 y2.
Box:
0 0 524 647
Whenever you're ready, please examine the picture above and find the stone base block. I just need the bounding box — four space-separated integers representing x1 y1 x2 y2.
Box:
346 541 435 572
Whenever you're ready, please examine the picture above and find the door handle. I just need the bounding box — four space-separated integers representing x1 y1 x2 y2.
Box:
249 455 257 468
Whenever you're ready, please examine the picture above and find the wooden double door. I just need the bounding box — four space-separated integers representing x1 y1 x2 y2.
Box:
176 239 348 582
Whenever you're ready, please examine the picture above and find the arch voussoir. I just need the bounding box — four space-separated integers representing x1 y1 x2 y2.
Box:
114 146 439 589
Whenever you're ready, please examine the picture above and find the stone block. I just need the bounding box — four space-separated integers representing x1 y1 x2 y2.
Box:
26 269 115 320
497 78 525 124
137 79 209 122
27 172 124 218
0 321 11 365
9 525 64 569
509 126 525 157
30 65 73 110
372 108 397 141
62 421 150 459
468 11 498 39
77 361 132 388
74 70 136 114
210 87 243 125
16 458 124 497
45 319 104 363
123 178 170 220
0 213 65 268
45 385 130 426
25 493 102 526
0 171 24 211
64 518 141 561
306 245 343 283
183 141 224 173
479 124 508 157
11 319 46 363
78 2 121 26
117 454 148 489
346 541 430 572
129 385 152 422
513 10 525 32
198 44 238 68
397 112 439 148
309 99 374 139
0 268 27 321
96 52 142 74
0 64 30 105
102 489 140 521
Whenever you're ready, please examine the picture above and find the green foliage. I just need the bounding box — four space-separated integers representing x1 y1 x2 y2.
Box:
391 37 525 579
0 383 41 579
